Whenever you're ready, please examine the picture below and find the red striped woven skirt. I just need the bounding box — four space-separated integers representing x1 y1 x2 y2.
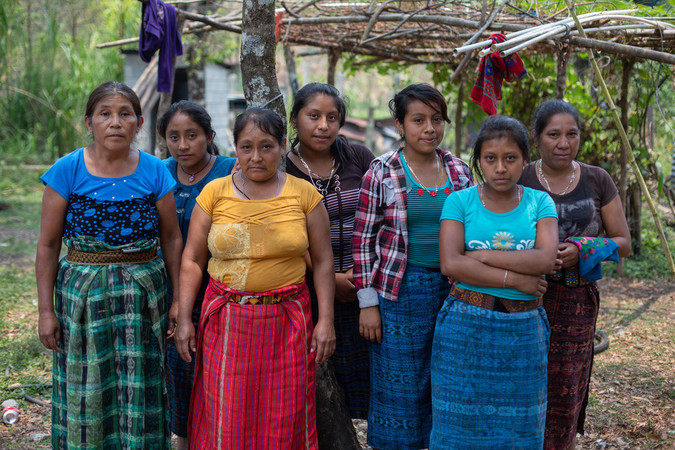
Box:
188 278 318 449
543 281 599 449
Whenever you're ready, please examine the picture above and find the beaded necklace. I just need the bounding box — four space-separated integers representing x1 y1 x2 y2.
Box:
403 152 449 197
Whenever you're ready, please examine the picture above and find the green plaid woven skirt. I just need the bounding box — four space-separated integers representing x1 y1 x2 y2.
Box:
51 237 169 449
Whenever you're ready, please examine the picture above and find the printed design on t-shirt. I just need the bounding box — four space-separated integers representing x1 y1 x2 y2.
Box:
207 222 251 290
492 231 514 249
558 198 598 238
63 193 158 245
468 234 535 251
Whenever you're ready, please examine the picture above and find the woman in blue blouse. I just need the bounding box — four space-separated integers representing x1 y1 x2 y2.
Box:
36 81 182 448
157 100 236 449
432 115 558 448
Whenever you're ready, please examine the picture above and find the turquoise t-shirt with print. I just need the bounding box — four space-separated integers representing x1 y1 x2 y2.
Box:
440 185 557 300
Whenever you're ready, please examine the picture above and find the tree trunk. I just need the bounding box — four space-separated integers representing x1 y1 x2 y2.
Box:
154 13 185 159
186 3 208 106
284 44 299 100
187 43 206 105
327 49 340 86
555 42 569 99
240 0 285 126
315 361 361 450
365 107 375 152
627 182 642 257
454 75 465 158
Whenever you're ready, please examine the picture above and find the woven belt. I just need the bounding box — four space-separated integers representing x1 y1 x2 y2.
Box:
548 265 591 288
225 293 286 305
66 247 158 265
450 284 542 313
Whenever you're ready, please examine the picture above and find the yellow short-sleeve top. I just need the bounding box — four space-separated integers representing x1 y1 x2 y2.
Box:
196 174 323 292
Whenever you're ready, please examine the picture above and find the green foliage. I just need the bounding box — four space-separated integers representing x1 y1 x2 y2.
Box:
0 264 49 389
0 167 48 391
604 210 675 279
0 0 140 165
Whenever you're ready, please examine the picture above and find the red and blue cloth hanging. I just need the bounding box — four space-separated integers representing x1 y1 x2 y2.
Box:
470 33 527 115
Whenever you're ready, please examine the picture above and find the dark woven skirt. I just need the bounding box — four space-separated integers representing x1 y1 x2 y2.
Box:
332 298 370 418
431 296 550 449
367 266 448 450
52 238 169 449
543 282 599 449
308 277 370 419
165 296 202 437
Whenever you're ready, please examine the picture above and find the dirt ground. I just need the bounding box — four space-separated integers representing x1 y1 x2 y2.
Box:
1 277 673 449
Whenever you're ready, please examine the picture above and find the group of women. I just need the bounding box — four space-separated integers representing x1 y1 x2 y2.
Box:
36 79 630 449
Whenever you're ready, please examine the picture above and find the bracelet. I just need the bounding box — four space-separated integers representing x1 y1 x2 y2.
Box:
503 270 509 288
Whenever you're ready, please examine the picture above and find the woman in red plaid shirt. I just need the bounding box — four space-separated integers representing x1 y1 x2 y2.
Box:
352 84 473 449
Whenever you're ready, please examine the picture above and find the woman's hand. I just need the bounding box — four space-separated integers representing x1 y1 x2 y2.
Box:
508 272 548 297
464 250 489 263
38 311 61 353
175 319 196 363
312 319 336 364
166 301 179 340
557 242 580 269
359 306 382 343
335 269 356 303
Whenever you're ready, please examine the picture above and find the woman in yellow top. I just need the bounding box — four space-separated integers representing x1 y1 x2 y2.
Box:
174 107 335 449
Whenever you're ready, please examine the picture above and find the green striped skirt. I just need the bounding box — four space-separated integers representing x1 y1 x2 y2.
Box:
51 237 169 449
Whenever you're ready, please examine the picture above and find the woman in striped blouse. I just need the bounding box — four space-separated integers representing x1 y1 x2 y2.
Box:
286 83 375 426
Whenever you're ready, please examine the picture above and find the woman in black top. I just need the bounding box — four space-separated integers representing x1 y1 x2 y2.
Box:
286 83 375 423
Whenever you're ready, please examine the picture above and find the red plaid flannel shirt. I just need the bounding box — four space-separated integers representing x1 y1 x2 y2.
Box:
352 149 473 306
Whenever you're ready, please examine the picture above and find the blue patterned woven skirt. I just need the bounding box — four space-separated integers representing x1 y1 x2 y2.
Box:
430 296 550 449
368 265 448 450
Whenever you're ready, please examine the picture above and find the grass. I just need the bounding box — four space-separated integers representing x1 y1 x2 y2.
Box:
0 166 51 448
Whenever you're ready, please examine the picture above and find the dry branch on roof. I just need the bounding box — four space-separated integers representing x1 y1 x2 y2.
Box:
112 1 675 65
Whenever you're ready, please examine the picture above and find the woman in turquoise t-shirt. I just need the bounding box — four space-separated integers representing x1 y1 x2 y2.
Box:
157 100 236 450
431 115 559 449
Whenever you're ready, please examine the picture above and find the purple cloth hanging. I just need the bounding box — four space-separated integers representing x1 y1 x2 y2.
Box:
139 0 183 93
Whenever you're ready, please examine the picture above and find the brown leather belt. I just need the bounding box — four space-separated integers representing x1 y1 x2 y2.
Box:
66 247 158 265
450 284 542 313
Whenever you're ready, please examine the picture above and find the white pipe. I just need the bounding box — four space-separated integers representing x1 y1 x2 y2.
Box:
454 9 640 56
482 11 655 57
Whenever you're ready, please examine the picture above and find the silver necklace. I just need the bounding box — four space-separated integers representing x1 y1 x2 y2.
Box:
479 183 521 209
404 152 443 197
235 170 280 200
297 150 338 196
537 159 578 195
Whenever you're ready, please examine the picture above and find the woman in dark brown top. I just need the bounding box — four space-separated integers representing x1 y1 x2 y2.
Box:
520 99 630 450
285 83 375 424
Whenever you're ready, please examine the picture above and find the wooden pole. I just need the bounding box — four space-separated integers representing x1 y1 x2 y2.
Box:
365 107 375 152
617 59 634 276
555 42 569 99
565 0 675 278
454 75 465 158
327 49 340 86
